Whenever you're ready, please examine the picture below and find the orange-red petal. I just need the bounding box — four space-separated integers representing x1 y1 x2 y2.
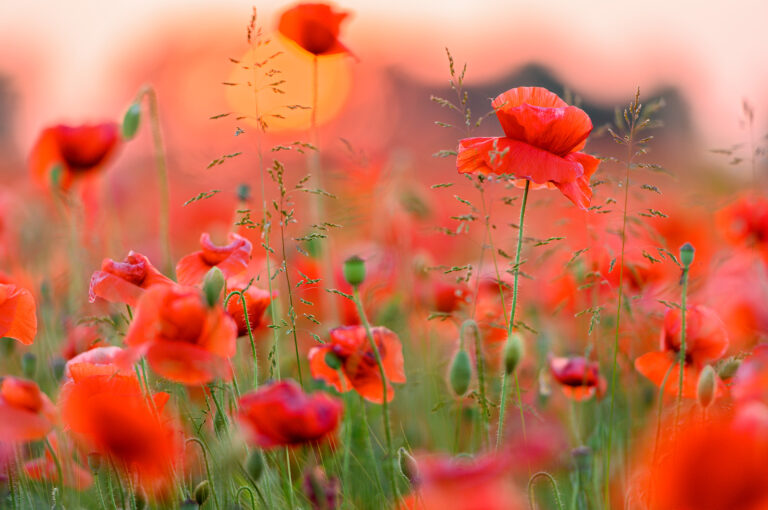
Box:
0 284 37 345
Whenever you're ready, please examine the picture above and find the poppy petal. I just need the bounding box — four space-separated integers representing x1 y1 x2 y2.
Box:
0 284 37 345
145 340 230 385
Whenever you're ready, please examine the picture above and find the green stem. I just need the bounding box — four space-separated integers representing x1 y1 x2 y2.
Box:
186 438 221 510
496 180 530 449
462 320 489 446
225 289 259 388
673 267 690 432
279 202 303 387
284 449 295 510
527 471 565 510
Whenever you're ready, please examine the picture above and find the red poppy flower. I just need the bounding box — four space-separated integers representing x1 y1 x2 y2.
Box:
549 356 606 401
176 233 252 286
457 87 600 209
0 283 37 345
433 280 471 314
732 344 768 404
59 370 180 495
225 281 273 337
89 251 174 307
61 323 107 360
277 3 352 56
308 326 406 403
716 195 768 260
64 345 128 381
29 123 120 190
0 377 55 442
24 433 93 490
401 451 524 510
123 285 237 384
635 305 729 398
237 380 342 449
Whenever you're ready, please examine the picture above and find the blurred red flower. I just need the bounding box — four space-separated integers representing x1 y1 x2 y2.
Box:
225 280 273 337
308 325 406 403
732 344 768 404
635 305 729 398
0 377 55 442
716 195 768 261
124 285 237 384
24 433 93 490
0 283 37 345
277 3 352 56
237 379 342 449
549 356 606 401
457 87 600 209
61 323 107 360
89 251 174 307
29 123 120 190
176 233 252 286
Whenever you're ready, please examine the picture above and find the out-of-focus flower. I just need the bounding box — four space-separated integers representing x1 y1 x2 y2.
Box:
89 251 174 307
277 3 352 57
237 380 342 449
64 345 128 381
457 87 600 209
401 451 524 510
29 123 120 190
24 433 93 490
176 233 252 286
225 279 272 337
303 466 340 510
0 283 37 345
61 324 107 360
0 377 55 442
732 344 768 404
308 325 406 403
549 356 606 401
635 305 729 398
716 195 768 260
123 285 237 384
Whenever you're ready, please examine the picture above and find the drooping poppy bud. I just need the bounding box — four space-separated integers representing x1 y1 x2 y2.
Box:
343 255 366 287
203 267 226 307
398 447 418 484
504 333 525 375
697 365 717 408
449 348 472 396
679 242 695 268
122 102 141 140
193 480 210 506
245 451 264 482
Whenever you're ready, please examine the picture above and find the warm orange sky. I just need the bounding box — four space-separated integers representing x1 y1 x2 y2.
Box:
1 0 766 150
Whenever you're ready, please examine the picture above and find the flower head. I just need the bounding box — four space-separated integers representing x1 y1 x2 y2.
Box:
176 233 252 286
278 3 352 56
225 280 273 337
549 356 605 401
89 251 173 307
0 377 55 442
0 283 37 345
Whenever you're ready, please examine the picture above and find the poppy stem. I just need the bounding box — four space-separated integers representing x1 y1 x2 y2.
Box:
352 286 398 501
496 179 530 450
225 290 259 388
527 471 565 510
673 266 690 434
462 319 489 446
185 438 222 510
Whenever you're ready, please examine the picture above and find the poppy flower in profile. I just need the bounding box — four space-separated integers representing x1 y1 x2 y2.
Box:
401 451 524 510
716 195 768 260
225 281 273 337
237 380 342 449
64 345 128 381
549 356 606 401
89 251 174 307
59 370 180 495
277 3 352 57
0 377 55 442
176 233 252 286
123 285 237 384
24 433 93 489
29 123 120 190
457 87 600 209
635 305 729 398
0 283 37 345
308 325 406 403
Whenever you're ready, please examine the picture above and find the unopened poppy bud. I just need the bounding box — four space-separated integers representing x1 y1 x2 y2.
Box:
325 351 342 370
87 452 102 473
449 348 472 396
0 338 14 357
679 242 695 268
202 267 225 307
193 480 210 506
504 333 524 375
572 446 592 475
717 357 741 380
122 102 141 140
245 451 264 482
302 466 339 510
179 500 197 510
398 447 418 483
697 365 717 408
343 255 366 287
237 183 251 202
50 357 66 382
134 490 147 510
21 352 36 378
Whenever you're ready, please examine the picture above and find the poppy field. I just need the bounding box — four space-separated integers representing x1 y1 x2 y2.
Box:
1 2 768 509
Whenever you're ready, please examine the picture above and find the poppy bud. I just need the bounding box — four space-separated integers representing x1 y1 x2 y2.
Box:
343 255 366 287
21 352 36 378
202 267 225 307
122 102 141 140
245 451 264 482
302 466 339 510
134 490 147 510
449 348 472 396
193 480 210 506
87 452 102 473
0 338 14 357
179 500 197 510
697 365 717 409
50 357 66 382
398 447 418 483
503 333 525 375
572 446 592 475
717 357 741 380
237 183 251 202
325 351 342 370
679 242 695 268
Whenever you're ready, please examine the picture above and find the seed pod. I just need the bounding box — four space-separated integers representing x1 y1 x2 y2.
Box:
193 480 210 506
697 365 717 409
202 267 225 308
504 333 524 375
398 447 418 484
717 357 741 380
245 450 264 482
679 242 695 268
449 348 472 396
343 255 366 287
122 102 142 140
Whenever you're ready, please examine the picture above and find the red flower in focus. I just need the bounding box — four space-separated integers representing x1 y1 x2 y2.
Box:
635 305 729 398
29 123 120 190
549 356 606 401
457 87 600 209
176 233 252 286
716 195 768 260
59 369 180 495
89 251 174 307
0 377 55 442
225 280 273 337
124 286 238 384
308 326 406 403
24 433 93 489
402 451 524 510
0 283 37 345
237 380 342 449
278 3 352 56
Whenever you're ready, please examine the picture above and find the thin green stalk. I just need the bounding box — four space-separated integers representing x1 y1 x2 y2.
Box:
225 289 259 388
673 267 690 432
284 449 295 510
279 198 303 387
352 287 398 499
462 320 489 446
186 438 221 510
496 180 530 449
527 471 565 510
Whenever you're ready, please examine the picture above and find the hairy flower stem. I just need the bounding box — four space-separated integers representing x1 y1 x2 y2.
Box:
186 438 222 510
527 471 565 510
279 194 304 387
673 266 690 433
496 180 530 449
353 287 398 500
225 290 258 388
465 321 490 446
